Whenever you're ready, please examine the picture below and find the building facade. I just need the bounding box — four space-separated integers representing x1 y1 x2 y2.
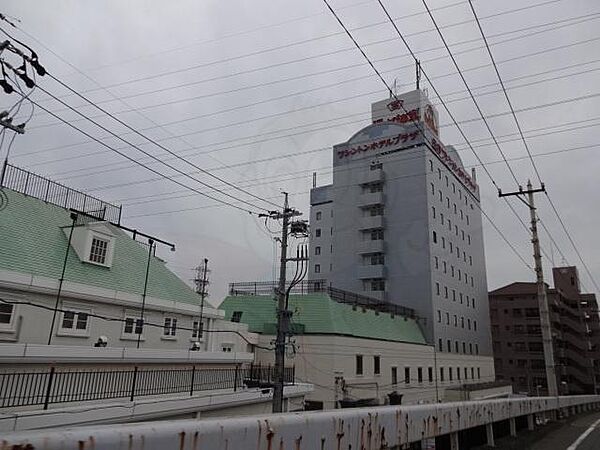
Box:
0 167 313 429
489 266 600 395
308 89 493 365
222 283 503 410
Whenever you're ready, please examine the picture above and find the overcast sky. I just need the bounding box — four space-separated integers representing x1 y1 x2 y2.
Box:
1 0 599 305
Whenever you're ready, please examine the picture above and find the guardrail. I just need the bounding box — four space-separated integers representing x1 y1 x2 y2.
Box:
3 396 600 449
0 363 294 410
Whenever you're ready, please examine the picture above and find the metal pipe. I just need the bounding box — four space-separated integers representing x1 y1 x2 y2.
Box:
137 239 154 349
47 212 78 345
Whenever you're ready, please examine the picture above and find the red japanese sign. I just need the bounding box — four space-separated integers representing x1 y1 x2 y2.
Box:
337 131 420 160
431 138 477 192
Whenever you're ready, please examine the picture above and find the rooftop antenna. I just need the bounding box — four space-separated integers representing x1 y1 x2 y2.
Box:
416 60 421 90
312 171 317 188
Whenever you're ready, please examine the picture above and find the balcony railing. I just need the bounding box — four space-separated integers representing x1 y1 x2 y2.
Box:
0 163 122 223
0 364 294 410
228 281 416 318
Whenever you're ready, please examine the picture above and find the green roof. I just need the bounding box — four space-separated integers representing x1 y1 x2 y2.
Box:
220 294 427 344
0 188 201 306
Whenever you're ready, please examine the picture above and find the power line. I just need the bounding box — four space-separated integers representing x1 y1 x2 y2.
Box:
16 31 600 168
467 1 600 294
15 92 263 215
25 12 599 135
0 28 280 212
29 0 565 107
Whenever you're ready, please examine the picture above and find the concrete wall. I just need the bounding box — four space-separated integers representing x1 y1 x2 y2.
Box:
0 275 256 354
255 333 494 409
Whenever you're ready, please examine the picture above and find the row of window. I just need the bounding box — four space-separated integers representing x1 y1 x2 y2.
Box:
432 206 472 245
314 227 332 238
314 263 332 274
429 159 475 210
314 209 333 221
435 282 476 307
0 303 221 345
430 184 472 224
438 338 480 355
313 244 333 256
437 310 478 331
355 354 482 383
434 256 474 282
432 231 474 268
493 341 544 352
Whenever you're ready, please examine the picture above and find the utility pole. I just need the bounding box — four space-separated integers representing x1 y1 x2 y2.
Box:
260 193 303 413
499 180 558 396
194 258 210 341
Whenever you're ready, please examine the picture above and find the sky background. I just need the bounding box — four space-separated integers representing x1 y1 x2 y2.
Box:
1 0 599 305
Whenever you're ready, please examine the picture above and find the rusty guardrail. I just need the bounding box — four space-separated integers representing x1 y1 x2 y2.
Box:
2 395 600 449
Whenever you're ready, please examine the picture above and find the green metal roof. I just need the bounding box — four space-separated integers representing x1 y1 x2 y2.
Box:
0 188 202 306
220 294 427 344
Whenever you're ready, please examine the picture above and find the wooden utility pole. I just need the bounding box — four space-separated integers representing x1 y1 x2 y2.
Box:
499 181 558 396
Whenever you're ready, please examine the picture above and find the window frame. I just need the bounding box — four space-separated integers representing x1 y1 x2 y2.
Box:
162 316 178 339
58 305 92 338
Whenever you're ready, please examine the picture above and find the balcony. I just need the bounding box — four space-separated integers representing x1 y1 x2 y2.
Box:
357 168 384 185
358 264 386 279
357 240 385 254
358 192 384 208
359 215 385 230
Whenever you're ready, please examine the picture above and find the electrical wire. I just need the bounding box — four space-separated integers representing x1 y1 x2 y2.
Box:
466 1 600 294
0 27 279 212
0 297 273 350
11 92 263 215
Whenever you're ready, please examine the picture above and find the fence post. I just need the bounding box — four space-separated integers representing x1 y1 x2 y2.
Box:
234 365 239 392
43 367 56 410
190 366 196 396
130 366 138 402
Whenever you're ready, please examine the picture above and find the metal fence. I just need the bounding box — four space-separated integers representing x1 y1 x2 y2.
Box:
0 364 294 409
228 280 417 318
0 163 122 223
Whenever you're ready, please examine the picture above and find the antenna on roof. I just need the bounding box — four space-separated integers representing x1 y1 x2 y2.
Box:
416 60 421 90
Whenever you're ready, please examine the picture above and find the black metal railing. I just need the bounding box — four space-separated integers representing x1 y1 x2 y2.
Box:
0 163 122 223
228 280 416 318
0 364 294 409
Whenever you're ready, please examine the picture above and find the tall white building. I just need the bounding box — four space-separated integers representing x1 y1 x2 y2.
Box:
309 89 493 360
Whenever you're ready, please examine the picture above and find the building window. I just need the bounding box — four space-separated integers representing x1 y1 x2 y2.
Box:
475 343 479 355
430 160 434 171
316 211 322 220
0 304 14 326
443 261 447 273
437 310 441 323
431 183 435 195
441 213 444 225
436 282 440 295
371 229 384 240
315 229 321 238
418 367 423 383
462 342 466 353
449 367 453 381
455 341 459 352
437 168 441 179
123 317 143 336
89 237 109 264
457 367 461 380
433 231 437 243
439 190 443 201
438 338 443 351
469 343 473 354
315 246 321 255
453 315 457 327
356 355 363 375
477 367 481 379
445 312 450 325
371 253 384 265
432 206 436 218
467 318 471 330
405 367 411 384
440 367 445 382
374 355 381 375
163 317 177 337
435 256 439 269
222 344 233 353
231 311 243 323
371 279 385 291
428 367 433 382
192 321 203 339
464 367 468 379
60 308 90 336
473 320 477 331
452 289 456 301
442 237 445 249
447 339 451 352
314 264 321 274
391 367 398 385
444 286 448 299
471 367 475 379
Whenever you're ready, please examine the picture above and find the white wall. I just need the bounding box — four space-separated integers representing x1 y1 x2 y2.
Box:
256 333 494 409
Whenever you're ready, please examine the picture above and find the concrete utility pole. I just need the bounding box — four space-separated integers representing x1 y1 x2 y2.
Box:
499 181 558 396
260 193 302 413
194 258 210 340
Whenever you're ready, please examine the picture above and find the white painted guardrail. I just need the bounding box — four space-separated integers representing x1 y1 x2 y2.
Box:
2 395 600 449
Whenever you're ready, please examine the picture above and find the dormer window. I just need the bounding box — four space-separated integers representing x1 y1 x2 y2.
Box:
67 222 115 268
89 237 109 264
